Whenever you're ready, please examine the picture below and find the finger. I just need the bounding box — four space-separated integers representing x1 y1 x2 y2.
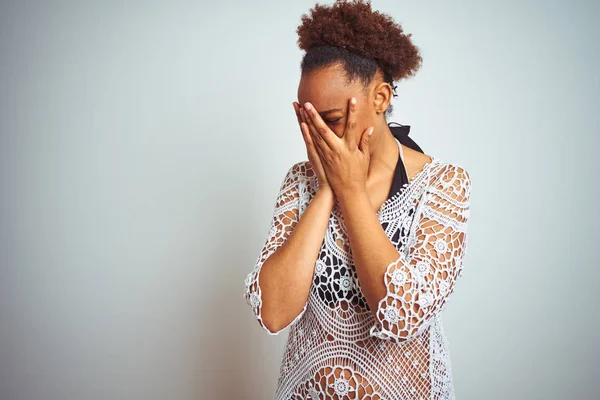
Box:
300 108 319 150
359 126 374 154
301 107 319 146
293 102 304 137
293 102 302 125
301 118 327 164
299 107 314 144
303 102 336 152
344 97 358 149
300 120 318 160
300 106 307 124
300 119 313 154
299 110 315 149
302 109 328 162
299 114 310 143
301 112 328 162
294 102 309 139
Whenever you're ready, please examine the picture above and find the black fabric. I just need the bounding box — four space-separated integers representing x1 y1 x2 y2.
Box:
388 122 423 153
386 122 424 200
315 123 423 307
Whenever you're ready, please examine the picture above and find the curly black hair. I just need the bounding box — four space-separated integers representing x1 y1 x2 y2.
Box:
297 0 423 116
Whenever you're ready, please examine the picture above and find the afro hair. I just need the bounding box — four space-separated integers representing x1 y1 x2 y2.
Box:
297 0 423 114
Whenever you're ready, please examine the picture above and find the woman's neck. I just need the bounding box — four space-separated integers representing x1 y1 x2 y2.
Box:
367 124 399 180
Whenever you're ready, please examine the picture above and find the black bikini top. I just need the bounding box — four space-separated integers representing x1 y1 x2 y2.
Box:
386 122 424 199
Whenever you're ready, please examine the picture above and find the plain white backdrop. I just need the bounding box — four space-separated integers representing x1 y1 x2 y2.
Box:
1 1 598 399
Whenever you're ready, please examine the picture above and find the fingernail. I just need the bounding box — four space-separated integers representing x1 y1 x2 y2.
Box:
369 127 374 135
304 103 311 110
351 97 356 105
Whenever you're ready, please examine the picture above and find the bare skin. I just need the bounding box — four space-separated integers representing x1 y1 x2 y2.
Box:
296 63 432 209
257 62 432 332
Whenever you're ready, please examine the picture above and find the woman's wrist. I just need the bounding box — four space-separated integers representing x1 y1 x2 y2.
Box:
316 185 336 209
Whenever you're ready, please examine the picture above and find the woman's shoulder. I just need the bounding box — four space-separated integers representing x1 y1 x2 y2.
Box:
279 161 309 183
426 157 472 199
284 161 323 201
403 146 468 180
291 160 314 178
431 158 470 183
283 160 318 185
278 161 317 196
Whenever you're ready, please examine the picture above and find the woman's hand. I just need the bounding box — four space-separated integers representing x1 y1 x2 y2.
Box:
293 101 333 194
300 97 374 200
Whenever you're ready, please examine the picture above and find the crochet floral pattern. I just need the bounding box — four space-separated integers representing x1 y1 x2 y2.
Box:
244 155 471 399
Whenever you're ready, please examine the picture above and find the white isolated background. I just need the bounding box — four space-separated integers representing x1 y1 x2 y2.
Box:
1 1 598 399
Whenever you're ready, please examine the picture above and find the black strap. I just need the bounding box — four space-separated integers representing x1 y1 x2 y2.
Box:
388 122 424 154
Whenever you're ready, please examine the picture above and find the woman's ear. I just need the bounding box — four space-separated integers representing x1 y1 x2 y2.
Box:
373 81 392 115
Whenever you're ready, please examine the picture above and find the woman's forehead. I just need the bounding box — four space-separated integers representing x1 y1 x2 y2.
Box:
297 68 362 109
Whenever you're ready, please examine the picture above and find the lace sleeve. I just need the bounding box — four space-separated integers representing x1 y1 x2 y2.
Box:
369 164 472 343
244 162 306 335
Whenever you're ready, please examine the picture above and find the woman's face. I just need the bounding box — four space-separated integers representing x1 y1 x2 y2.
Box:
297 64 384 146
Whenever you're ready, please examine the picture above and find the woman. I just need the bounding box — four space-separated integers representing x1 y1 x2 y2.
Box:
244 1 472 398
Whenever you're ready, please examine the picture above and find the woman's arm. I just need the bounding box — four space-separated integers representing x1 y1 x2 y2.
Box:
244 162 335 334
336 163 471 343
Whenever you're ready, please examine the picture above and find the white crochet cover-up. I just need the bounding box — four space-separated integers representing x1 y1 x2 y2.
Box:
244 151 472 400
